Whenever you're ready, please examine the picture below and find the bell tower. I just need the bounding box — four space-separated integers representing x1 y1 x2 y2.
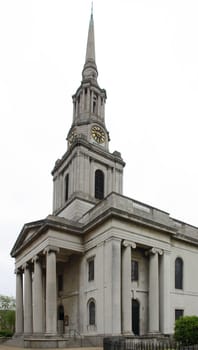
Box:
52 11 125 221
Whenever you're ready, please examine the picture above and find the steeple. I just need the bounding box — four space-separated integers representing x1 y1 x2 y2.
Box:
67 9 109 149
82 9 98 81
52 10 125 220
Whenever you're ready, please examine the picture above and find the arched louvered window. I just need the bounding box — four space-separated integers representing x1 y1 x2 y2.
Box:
65 174 69 202
95 170 104 200
175 257 183 289
88 300 96 325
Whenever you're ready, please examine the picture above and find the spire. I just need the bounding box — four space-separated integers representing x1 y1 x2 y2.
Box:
82 6 98 81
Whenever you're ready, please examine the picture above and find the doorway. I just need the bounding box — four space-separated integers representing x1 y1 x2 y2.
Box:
132 299 140 335
57 304 64 334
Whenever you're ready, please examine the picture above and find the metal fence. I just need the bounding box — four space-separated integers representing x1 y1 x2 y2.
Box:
103 337 198 350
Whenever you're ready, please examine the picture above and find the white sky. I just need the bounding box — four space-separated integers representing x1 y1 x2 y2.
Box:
1 0 198 296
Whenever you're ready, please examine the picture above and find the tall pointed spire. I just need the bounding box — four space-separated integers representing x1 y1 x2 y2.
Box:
82 7 98 81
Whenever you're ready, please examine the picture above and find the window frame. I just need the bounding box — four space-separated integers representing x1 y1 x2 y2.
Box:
175 257 183 290
88 258 95 282
58 274 63 292
95 169 104 200
88 299 96 326
65 173 69 202
175 309 184 321
131 260 139 282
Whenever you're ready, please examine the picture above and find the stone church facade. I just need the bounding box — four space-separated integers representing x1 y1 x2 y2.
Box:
11 11 198 346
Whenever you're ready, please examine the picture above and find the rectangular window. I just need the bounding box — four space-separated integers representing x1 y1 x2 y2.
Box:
175 309 184 321
58 274 63 292
88 259 94 281
131 260 139 281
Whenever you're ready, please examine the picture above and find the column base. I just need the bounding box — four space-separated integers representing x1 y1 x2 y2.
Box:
45 333 58 337
147 331 162 337
122 331 134 336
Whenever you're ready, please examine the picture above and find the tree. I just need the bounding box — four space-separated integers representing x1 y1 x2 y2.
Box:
0 295 15 311
0 295 16 334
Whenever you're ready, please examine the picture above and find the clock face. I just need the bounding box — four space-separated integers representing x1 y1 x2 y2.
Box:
91 125 106 144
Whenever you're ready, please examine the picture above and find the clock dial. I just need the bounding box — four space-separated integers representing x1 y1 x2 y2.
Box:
91 125 106 144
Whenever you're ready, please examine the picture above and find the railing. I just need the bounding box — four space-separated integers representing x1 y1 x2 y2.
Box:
103 338 198 350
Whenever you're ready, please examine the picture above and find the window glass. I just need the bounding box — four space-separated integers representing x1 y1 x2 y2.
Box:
89 300 95 325
65 174 69 202
58 275 63 292
175 309 184 320
131 260 139 281
88 259 94 281
95 170 104 200
175 257 183 289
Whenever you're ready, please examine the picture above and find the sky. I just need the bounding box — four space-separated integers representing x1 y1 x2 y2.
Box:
0 0 198 296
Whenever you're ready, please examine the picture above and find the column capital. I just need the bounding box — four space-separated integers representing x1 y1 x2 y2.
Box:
15 267 23 275
122 240 136 249
146 247 163 256
43 246 60 255
32 255 40 263
22 262 31 271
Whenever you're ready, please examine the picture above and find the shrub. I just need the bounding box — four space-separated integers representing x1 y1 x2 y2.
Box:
0 329 13 337
174 315 198 345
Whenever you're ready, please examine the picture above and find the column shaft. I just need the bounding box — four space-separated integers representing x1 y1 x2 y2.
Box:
33 256 44 333
15 270 23 334
149 251 159 333
122 245 132 334
104 238 121 334
24 264 33 334
159 251 171 333
45 248 59 334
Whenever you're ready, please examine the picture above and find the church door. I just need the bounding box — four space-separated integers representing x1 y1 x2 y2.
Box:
57 305 64 334
132 299 140 335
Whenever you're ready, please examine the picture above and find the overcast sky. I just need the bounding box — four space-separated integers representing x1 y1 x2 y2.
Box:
1 0 198 296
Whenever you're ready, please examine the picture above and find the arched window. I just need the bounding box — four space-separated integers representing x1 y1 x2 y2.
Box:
95 170 104 200
65 174 69 202
88 300 96 325
175 257 183 289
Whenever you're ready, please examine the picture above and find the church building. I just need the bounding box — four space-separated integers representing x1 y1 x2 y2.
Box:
11 10 198 347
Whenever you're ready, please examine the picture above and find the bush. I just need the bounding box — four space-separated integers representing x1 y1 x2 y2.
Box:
0 329 13 337
174 315 198 345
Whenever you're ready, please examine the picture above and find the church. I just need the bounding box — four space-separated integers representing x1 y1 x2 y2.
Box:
11 10 198 348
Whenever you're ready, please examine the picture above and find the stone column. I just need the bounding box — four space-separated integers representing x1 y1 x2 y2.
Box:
23 263 33 334
15 268 24 334
44 246 60 335
32 255 44 334
159 250 170 334
104 238 121 334
122 240 136 334
148 248 163 333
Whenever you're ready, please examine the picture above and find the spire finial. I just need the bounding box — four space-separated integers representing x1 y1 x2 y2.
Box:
82 3 98 80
